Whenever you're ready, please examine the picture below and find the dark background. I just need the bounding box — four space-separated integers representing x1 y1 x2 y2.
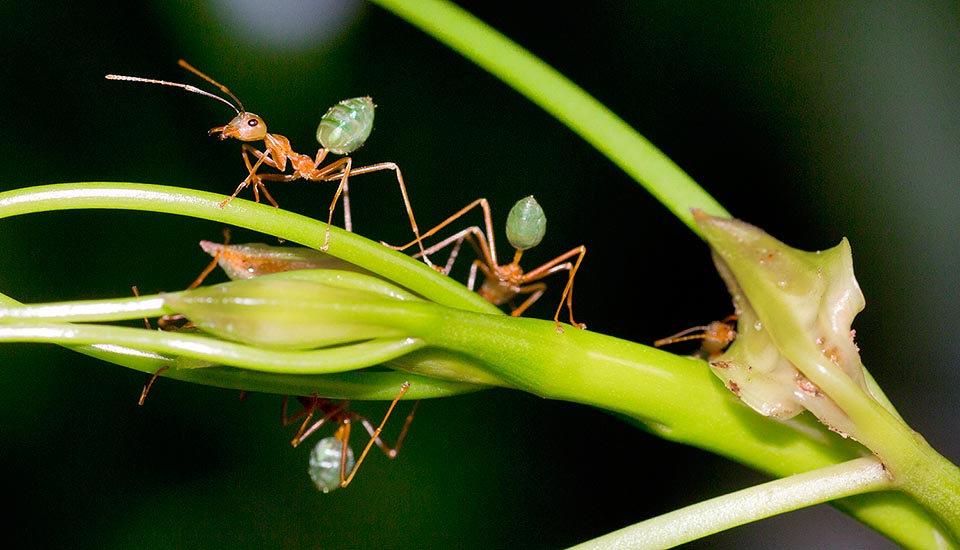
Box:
1 1 957 548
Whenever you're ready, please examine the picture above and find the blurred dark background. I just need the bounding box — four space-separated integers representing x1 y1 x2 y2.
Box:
1 1 957 548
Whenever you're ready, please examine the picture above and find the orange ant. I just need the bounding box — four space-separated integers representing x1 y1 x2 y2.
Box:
653 314 738 360
281 382 418 492
386 195 586 332
106 60 432 262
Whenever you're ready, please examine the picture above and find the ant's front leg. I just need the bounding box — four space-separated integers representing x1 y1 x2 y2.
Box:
220 145 281 208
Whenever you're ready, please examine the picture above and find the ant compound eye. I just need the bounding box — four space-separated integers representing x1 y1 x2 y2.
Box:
247 119 259 127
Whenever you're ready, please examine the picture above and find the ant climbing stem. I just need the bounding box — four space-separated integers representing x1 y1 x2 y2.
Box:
281 382 418 490
385 196 586 332
105 60 434 264
653 314 738 360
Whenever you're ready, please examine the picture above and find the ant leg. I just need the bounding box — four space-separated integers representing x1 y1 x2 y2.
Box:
407 226 487 275
653 326 713 348
131 286 152 330
138 365 170 405
556 247 586 330
654 317 737 359
325 163 432 265
339 381 410 488
519 245 587 331
184 228 232 291
436 234 464 275
293 148 352 234
220 146 279 208
384 198 503 272
467 261 481 290
509 283 547 318
281 395 350 447
354 399 420 459
341 178 352 233
315 156 353 252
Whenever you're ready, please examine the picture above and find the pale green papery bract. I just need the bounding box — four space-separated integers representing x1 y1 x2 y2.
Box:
696 211 889 442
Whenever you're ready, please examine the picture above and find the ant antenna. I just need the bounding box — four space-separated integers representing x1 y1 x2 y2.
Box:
105 59 243 115
175 59 245 112
653 325 713 347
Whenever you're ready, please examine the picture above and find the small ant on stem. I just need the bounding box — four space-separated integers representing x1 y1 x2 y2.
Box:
106 60 433 263
386 195 586 332
281 382 418 492
653 314 738 360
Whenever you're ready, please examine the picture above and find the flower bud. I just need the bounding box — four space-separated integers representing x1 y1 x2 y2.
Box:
162 271 422 350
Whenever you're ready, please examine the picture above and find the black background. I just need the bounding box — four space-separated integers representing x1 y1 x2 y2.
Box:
1 1 957 548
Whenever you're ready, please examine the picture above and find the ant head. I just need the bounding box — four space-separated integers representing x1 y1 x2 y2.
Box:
700 320 737 354
209 112 268 142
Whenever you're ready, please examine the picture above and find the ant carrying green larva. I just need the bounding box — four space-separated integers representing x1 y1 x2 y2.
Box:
106 60 432 262
282 382 418 492
386 195 587 332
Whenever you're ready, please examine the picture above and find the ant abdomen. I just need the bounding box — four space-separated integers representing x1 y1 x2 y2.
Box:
317 96 376 155
309 436 356 493
506 195 547 251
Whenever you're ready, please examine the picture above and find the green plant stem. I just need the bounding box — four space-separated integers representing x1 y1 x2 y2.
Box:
0 182 953 547
570 457 893 550
0 290 487 401
369 0 730 236
0 183 501 316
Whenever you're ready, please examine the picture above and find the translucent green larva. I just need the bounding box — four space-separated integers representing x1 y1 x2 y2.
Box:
308 436 355 493
505 195 547 251
316 96 376 155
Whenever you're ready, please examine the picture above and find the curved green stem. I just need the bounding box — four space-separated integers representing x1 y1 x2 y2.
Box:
369 0 730 235
571 457 893 550
0 322 428 375
0 182 501 316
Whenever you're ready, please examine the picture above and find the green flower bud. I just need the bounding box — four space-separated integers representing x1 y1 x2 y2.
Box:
162 270 423 351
